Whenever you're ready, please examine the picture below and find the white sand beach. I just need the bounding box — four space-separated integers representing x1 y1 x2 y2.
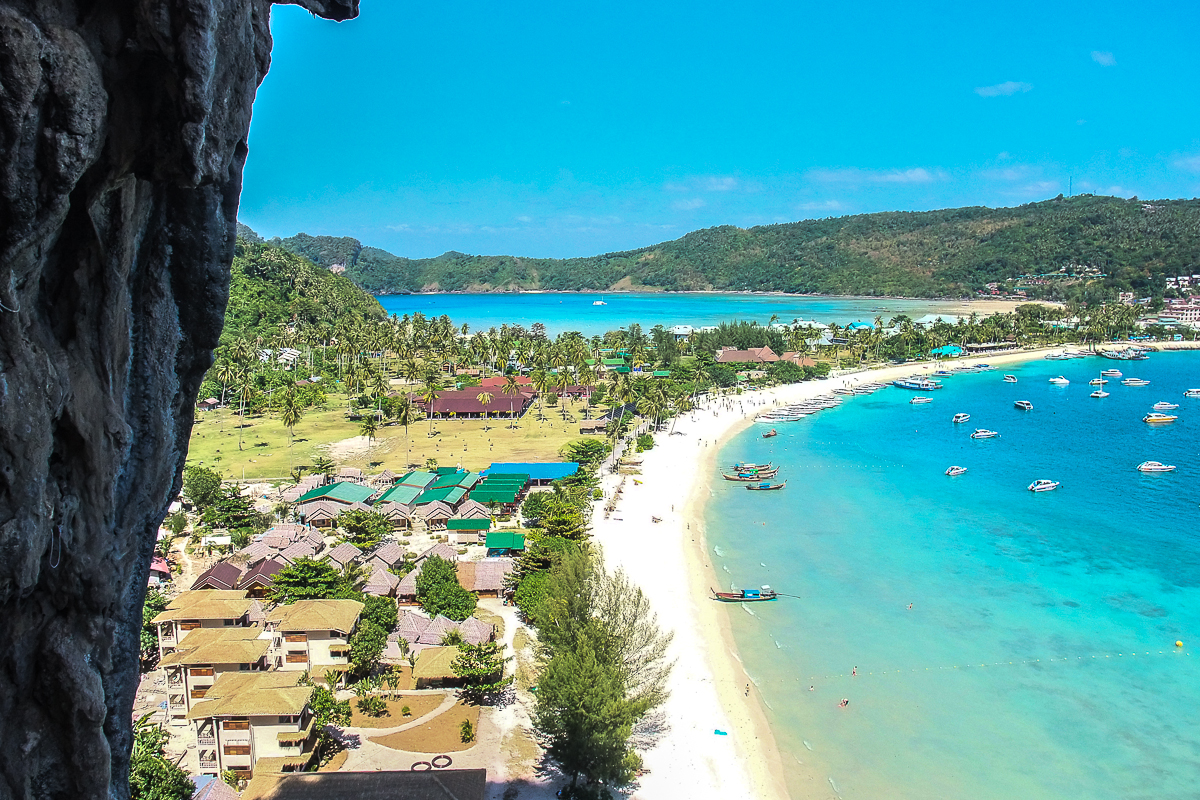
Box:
592 345 1101 800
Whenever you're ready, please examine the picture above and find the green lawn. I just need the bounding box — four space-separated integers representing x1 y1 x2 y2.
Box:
186 396 604 481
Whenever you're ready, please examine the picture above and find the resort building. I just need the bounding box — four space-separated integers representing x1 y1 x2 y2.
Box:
294 482 376 527
152 590 259 661
482 462 579 486
191 561 244 591
265 599 363 678
160 628 270 725
236 558 285 599
147 556 171 587
321 542 362 571
715 346 779 364
188 671 317 779
413 389 534 419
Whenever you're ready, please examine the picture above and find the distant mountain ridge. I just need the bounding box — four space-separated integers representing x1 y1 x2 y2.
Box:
241 195 1200 301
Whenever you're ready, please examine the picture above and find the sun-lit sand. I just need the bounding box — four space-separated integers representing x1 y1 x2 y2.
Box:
591 345 1095 799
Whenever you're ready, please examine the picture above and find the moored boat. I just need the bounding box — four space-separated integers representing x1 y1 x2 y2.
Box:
1089 378 1107 386
723 468 780 481
952 413 971 423
1185 389 1200 398
1122 378 1150 386
1049 376 1070 385
910 396 933 405
746 481 786 490
971 428 1000 439
1027 479 1060 492
1143 412 1177 424
712 586 778 602
731 462 772 471
1137 461 1177 473
1014 400 1033 410
1090 390 1110 398
945 465 968 476
762 429 777 438
1003 374 1018 383
1101 369 1122 377
1153 402 1179 411
893 378 942 391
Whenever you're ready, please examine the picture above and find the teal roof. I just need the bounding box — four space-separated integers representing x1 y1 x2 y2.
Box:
396 471 437 488
427 470 480 491
296 481 375 505
375 483 423 505
652 370 671 377
470 487 520 503
482 473 530 484
447 518 491 531
486 531 526 551
416 485 468 506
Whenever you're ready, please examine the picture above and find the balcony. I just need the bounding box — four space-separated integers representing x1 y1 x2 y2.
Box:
197 735 216 747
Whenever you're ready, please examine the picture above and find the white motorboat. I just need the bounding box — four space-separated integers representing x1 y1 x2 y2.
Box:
1089 378 1107 386
1014 400 1033 410
1143 412 1178 424
592 299 607 306
1090 390 1110 398
1137 461 1177 473
952 413 971 423
1028 479 1060 492
910 396 933 405
1153 402 1179 411
1003 375 1018 383
1049 376 1070 385
1185 389 1200 398
971 428 1000 439
945 466 968 476
1122 378 1150 386
1101 369 1122 377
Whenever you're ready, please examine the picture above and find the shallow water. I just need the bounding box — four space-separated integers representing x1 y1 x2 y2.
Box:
708 352 1200 799
377 292 978 336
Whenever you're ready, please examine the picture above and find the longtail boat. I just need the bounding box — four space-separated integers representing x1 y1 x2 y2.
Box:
762 429 777 438
731 461 773 471
746 481 786 491
712 586 778 602
722 468 779 481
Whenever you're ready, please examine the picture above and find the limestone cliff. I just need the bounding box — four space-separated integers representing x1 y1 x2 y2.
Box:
0 1 357 797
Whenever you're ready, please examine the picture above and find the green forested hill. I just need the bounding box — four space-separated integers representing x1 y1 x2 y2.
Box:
253 195 1200 300
221 238 385 343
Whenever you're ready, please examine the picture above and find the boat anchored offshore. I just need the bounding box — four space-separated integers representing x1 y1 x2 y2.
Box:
1090 378 1108 386
746 481 786 491
1003 375 1018 383
952 413 971 424
945 465 968 476
712 586 778 602
1123 378 1150 386
1028 479 1060 492
1153 402 1180 411
1090 390 1110 398
1185 389 1200 398
1049 376 1070 385
1101 369 1123 377
910 396 933 405
1143 412 1178 424
893 378 942 391
1137 461 1177 473
1014 400 1034 411
971 428 1001 439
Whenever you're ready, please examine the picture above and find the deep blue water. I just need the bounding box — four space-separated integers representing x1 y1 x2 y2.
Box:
375 292 978 336
709 352 1200 800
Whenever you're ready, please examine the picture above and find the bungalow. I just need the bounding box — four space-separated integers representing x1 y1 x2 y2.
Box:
160 628 269 725
237 559 285 599
188 671 317 779
460 557 515 597
396 569 420 605
579 419 607 434
411 470 480 508
335 467 365 483
413 389 534 419
479 375 532 389
372 470 438 509
447 518 490 544
294 482 376 526
191 561 244 591
298 499 371 529
152 591 258 661
265 599 363 677
363 567 400 598
386 611 496 658
410 646 461 689
371 542 408 570
413 501 453 531
276 541 319 565
321 542 363 571
237 540 276 566
484 531 525 556
715 346 779 364
416 542 459 564
197 398 221 411
483 462 578 486
148 556 172 587
779 351 817 368
375 501 412 530
454 499 491 520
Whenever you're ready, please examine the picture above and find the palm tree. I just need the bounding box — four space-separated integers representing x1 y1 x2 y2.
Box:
359 414 378 445
476 391 495 429
421 374 443 436
530 367 552 420
279 386 304 468
393 394 417 468
502 374 521 429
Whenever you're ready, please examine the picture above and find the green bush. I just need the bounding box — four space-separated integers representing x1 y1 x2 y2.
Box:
356 695 387 717
401 705 411 717
460 719 475 743
635 433 654 452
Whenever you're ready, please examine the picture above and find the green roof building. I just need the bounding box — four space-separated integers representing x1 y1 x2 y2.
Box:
296 481 375 506
447 519 491 531
485 531 526 552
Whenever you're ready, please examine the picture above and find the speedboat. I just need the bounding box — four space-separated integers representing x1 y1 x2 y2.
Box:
910 396 933 405
952 413 971 423
1185 389 1200 398
893 378 942 391
1014 400 1033 411
1089 378 1108 386
1003 375 1018 383
945 466 968 476
1153 402 1179 411
971 428 1000 439
1090 390 1110 398
1122 378 1150 386
1137 461 1177 473
1101 369 1122 377
1049 376 1070 385
1143 412 1177 424
1028 479 1060 492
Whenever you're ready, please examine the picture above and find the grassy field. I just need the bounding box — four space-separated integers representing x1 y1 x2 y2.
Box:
185 395 605 481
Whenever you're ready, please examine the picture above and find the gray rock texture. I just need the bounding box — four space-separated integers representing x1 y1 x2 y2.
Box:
0 1 357 797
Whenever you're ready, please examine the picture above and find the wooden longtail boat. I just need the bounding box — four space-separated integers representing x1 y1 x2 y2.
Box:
711 586 778 602
722 468 779 481
731 461 773 471
746 481 786 491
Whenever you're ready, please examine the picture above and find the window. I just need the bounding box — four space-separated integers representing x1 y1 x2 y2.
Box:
189 688 208 699
179 621 200 631
222 745 251 756
278 715 298 724
223 719 249 730
223 619 234 626
189 667 214 677
284 633 306 643
285 652 307 664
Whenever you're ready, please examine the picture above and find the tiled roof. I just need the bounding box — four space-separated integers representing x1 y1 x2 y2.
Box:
295 481 375 505
277 542 317 564
267 599 363 634
261 534 292 550
453 500 491 519
376 501 413 520
417 542 458 562
323 542 363 566
363 568 399 597
238 558 285 589
238 541 275 564
373 542 406 566
190 561 243 591
413 502 453 521
396 567 420 597
186 671 310 720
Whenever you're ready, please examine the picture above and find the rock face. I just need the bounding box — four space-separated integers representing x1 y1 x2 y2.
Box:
0 2 357 797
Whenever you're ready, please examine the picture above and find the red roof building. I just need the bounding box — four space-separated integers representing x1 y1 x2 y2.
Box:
412 389 533 419
715 346 780 364
479 375 532 389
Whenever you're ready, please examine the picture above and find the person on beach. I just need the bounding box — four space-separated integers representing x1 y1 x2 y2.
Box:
745 683 750 696
809 685 815 692
852 666 857 676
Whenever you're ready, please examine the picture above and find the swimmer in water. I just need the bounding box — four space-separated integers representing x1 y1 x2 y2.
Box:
840 698 850 707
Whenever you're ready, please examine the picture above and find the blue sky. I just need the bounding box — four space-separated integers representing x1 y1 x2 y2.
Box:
240 0 1200 258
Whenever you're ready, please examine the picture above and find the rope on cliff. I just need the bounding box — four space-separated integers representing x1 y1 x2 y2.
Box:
0 271 19 312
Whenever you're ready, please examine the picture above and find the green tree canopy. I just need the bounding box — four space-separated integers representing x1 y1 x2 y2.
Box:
349 620 387 677
182 465 222 509
336 509 391 550
360 595 398 633
269 557 346 604
129 715 194 800
451 641 512 703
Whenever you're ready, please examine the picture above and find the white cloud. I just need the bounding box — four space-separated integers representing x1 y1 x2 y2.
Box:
664 176 741 193
981 167 1031 181
1091 51 1116 66
516 215 533 223
975 81 1033 97
1174 154 1200 173
703 177 739 192
809 167 942 184
796 200 844 211
672 198 707 211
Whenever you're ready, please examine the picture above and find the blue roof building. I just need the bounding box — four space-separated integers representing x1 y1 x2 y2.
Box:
481 462 579 485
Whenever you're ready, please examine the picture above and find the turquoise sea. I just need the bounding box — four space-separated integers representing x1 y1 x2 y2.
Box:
710 352 1200 800
376 292 977 336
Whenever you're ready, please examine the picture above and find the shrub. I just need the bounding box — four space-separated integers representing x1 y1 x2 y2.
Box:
356 695 387 717
401 705 411 717
460 719 475 743
635 433 654 452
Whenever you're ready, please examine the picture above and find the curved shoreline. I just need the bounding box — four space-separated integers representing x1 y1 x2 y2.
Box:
591 343 1149 799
